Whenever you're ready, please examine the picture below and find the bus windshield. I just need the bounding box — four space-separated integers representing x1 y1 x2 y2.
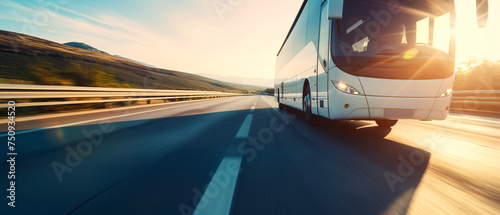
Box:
332 0 455 80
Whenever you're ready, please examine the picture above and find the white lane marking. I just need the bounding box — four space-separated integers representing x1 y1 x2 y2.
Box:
235 114 253 138
194 112 253 215
193 156 242 215
250 106 255 112
0 101 212 137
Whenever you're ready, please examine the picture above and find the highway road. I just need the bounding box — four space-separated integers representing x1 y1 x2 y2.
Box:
1 96 500 214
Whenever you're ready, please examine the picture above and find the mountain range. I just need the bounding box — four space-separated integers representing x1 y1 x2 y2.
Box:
197 73 273 88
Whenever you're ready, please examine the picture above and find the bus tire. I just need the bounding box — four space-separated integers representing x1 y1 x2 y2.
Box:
303 85 318 125
376 119 398 128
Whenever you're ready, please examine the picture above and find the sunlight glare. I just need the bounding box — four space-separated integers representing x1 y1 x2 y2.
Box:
455 0 500 62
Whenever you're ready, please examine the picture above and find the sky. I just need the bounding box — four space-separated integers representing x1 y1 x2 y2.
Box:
0 0 303 86
454 0 500 63
0 0 498 86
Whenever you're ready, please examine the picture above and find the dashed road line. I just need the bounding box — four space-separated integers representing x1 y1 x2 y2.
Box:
193 102 256 215
235 114 253 139
193 156 242 215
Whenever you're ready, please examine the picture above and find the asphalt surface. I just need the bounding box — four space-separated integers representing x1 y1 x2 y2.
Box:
1 96 499 214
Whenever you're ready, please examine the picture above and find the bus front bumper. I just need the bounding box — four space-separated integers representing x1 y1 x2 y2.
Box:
340 95 451 121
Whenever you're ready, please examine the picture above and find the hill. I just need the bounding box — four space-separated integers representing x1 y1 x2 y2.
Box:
63 42 108 54
113 55 155 68
0 30 250 92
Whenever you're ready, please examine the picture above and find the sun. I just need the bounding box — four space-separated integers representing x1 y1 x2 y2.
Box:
454 0 499 63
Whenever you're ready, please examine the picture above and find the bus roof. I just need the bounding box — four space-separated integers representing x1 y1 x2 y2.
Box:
276 0 308 56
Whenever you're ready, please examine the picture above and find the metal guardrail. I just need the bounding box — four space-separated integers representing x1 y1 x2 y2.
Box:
451 90 500 115
0 84 496 116
0 84 241 108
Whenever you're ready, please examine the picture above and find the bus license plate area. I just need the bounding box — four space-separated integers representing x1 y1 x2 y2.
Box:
384 109 415 118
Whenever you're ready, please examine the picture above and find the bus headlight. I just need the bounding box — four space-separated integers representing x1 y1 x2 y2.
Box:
332 81 363 95
439 87 453 97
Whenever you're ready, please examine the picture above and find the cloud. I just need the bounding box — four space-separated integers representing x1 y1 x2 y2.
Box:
0 0 36 14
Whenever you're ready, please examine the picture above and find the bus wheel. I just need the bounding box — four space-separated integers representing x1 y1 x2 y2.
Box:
303 85 317 125
375 119 398 128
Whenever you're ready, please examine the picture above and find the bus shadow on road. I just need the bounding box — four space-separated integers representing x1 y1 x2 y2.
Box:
279 105 398 138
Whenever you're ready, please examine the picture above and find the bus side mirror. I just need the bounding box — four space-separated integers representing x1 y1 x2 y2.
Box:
476 0 488 28
328 0 344 20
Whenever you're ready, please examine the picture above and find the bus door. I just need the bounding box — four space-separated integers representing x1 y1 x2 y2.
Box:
317 1 330 118
280 82 284 101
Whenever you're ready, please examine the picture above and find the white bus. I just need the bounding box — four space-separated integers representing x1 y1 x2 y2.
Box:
275 0 458 127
